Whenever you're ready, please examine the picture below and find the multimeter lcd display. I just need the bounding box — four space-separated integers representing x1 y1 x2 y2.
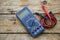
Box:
19 10 29 19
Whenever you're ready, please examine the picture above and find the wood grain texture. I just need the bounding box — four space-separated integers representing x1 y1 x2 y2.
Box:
0 0 60 40
0 0 60 13
0 34 8 40
0 14 60 33
0 34 60 40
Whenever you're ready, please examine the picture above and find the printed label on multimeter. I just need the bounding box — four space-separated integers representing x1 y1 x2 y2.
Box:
16 7 44 37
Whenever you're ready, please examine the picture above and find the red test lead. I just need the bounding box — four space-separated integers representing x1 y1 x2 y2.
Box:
40 4 57 28
34 3 57 28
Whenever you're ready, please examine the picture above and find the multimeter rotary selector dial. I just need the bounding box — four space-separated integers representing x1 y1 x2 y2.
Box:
27 18 39 27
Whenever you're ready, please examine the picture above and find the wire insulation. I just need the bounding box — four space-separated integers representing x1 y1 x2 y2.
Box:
34 4 57 28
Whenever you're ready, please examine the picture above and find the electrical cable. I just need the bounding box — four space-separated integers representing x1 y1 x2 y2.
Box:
34 3 57 28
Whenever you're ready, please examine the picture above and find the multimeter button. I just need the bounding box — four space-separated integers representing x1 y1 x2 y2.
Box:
37 27 39 30
40 26 42 28
37 30 40 34
32 32 34 34
34 30 36 32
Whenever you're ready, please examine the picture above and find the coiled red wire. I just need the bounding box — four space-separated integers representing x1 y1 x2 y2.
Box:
41 4 57 28
34 4 57 28
41 13 57 28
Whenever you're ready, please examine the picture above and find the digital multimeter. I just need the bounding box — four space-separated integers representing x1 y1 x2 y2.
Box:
16 7 44 37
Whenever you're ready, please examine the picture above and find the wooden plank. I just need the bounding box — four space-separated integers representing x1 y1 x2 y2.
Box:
0 34 60 40
0 14 60 33
0 34 8 40
0 0 60 13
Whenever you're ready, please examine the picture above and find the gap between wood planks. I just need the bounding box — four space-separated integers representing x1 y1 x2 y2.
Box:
0 32 60 34
0 13 60 15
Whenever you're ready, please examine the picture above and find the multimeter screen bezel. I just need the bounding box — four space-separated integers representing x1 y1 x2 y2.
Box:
16 7 33 19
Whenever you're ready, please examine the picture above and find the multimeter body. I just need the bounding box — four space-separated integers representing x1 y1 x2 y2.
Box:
16 7 44 37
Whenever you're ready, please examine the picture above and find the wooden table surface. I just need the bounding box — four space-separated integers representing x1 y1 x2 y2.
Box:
0 0 60 40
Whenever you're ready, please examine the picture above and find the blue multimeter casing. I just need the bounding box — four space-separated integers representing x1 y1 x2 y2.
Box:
16 7 44 37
